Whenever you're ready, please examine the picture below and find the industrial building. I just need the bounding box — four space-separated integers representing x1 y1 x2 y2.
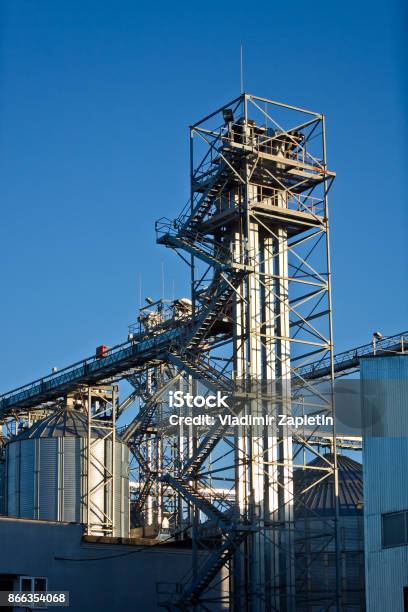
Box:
0 92 406 611
0 517 195 611
361 355 408 612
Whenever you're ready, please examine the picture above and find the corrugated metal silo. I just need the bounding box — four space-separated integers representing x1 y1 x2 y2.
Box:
0 440 5 515
5 408 129 536
294 453 365 611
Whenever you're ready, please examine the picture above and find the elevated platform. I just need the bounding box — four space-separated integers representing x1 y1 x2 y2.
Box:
197 201 325 237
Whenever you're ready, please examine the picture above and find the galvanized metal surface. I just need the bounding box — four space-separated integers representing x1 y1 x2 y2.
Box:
5 408 129 537
362 355 408 612
63 437 81 523
294 454 365 610
294 454 363 515
0 453 5 515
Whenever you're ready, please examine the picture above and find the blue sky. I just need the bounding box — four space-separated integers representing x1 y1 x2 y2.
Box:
0 0 406 391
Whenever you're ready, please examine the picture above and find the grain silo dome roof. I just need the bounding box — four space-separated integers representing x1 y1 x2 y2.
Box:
294 453 363 516
11 408 114 440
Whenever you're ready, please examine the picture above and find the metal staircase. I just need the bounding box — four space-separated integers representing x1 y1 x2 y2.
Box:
185 271 244 350
132 475 156 515
165 351 236 475
156 161 232 268
156 225 231 269
122 375 180 443
160 474 229 528
166 351 231 392
172 532 247 610
182 417 233 477
179 162 229 231
123 372 182 524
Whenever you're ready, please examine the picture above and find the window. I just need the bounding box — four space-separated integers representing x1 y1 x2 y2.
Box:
21 577 32 592
18 577 48 608
382 511 408 548
34 578 47 592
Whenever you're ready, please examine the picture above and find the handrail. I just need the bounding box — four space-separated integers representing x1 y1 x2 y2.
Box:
297 331 408 377
1 330 406 413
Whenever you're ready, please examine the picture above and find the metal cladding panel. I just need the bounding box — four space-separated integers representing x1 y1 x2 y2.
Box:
364 537 408 612
38 438 58 521
363 437 408 518
361 354 408 437
361 356 408 516
340 515 364 550
122 444 130 537
4 410 129 534
114 443 129 537
89 439 106 528
294 454 363 517
361 355 408 612
0 457 5 514
6 441 18 516
62 438 81 522
114 443 121 536
19 439 35 518
86 439 129 535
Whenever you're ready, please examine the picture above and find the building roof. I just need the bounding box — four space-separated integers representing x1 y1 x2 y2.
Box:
294 453 363 516
10 408 116 441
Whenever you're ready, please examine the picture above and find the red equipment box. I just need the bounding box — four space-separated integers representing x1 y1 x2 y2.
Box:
95 345 109 359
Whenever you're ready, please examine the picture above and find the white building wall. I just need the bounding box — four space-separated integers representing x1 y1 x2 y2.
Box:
361 355 408 612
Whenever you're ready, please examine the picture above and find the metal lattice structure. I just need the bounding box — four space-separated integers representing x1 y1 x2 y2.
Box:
150 93 341 610
85 385 117 536
1 92 407 610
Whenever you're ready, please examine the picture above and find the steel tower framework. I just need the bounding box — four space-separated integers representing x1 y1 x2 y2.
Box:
151 93 340 610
